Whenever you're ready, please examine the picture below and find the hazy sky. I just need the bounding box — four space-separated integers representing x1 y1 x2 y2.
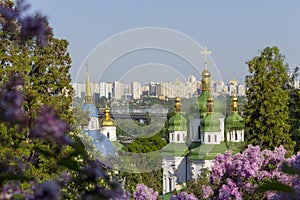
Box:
27 0 300 84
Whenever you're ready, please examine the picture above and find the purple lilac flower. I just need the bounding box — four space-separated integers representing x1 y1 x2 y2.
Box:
218 184 231 200
81 160 108 181
31 105 70 144
0 76 25 123
133 183 158 200
204 145 295 199
170 191 198 200
29 181 60 200
0 182 26 199
95 183 130 200
202 185 213 199
0 0 51 45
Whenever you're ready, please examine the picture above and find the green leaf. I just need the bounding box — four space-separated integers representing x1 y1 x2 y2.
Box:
58 157 79 171
257 181 294 193
282 163 300 175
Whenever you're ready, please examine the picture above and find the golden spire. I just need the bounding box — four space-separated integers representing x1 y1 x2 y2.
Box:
207 95 214 113
231 88 238 113
100 104 116 126
200 47 212 91
174 96 182 113
84 62 93 104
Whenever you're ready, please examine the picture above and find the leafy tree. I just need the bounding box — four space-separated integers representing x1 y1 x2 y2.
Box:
286 67 300 153
245 46 295 154
119 133 167 194
72 105 89 131
0 0 74 189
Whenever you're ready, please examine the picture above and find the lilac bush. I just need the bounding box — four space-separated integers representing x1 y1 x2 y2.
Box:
170 191 198 200
0 1 130 199
134 183 158 200
31 105 71 145
0 75 25 122
202 145 298 200
0 0 51 46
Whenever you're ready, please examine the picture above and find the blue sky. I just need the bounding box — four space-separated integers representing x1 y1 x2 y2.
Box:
27 0 300 84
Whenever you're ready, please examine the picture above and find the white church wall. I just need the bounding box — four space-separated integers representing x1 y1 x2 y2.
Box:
100 126 117 141
189 118 200 142
162 156 187 194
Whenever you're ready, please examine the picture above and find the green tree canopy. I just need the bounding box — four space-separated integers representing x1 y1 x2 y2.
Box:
245 46 295 154
0 0 75 187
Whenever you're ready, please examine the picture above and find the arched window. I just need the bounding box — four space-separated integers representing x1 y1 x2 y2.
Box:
169 177 172 192
215 135 217 142
235 131 238 140
208 135 211 143
107 132 110 138
177 134 180 141
171 134 174 141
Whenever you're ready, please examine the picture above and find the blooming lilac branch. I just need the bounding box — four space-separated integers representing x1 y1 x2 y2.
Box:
0 75 25 123
31 105 71 145
170 191 198 200
0 0 51 46
134 183 158 200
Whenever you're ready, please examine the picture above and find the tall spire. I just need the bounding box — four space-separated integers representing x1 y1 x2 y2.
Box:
85 62 93 104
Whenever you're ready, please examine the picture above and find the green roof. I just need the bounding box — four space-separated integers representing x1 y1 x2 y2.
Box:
168 113 187 131
201 113 221 132
213 98 224 114
161 142 189 156
188 142 228 160
188 141 244 160
225 112 244 130
197 91 211 117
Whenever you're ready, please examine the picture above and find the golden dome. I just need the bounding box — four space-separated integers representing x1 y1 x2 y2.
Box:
174 96 182 113
99 105 116 127
231 95 239 113
201 68 211 91
201 68 211 78
206 95 214 113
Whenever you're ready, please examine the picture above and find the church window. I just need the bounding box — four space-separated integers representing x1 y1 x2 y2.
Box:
107 132 110 138
208 135 211 143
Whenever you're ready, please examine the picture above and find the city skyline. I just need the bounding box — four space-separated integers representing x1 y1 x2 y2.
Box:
27 1 300 84
72 75 246 100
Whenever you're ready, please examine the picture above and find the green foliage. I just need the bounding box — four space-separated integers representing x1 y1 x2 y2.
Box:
119 133 167 194
0 7 76 191
245 46 295 155
72 105 89 131
286 67 300 153
184 168 210 199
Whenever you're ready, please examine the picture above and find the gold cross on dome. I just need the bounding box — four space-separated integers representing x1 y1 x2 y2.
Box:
200 47 212 69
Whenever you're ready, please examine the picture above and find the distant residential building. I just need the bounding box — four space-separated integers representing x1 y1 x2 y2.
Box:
237 84 245 96
113 81 124 100
132 81 141 99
